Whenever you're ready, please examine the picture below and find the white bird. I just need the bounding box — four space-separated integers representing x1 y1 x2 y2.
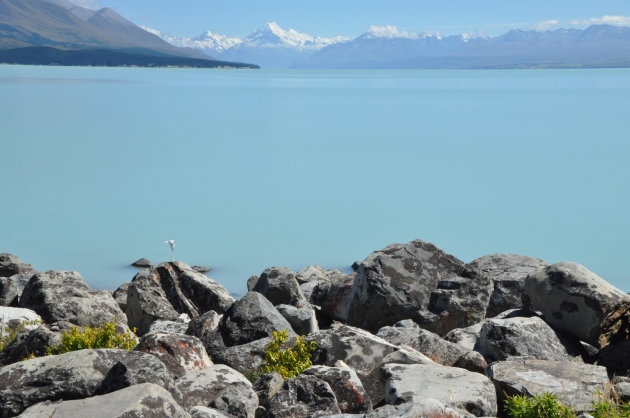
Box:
165 240 175 261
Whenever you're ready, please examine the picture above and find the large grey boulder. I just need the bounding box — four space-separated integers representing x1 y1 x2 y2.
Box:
0 253 36 278
208 337 270 377
112 282 130 313
265 374 341 418
320 274 355 323
252 267 308 307
367 400 474 418
478 316 582 362
208 292 295 349
134 332 212 378
307 323 429 405
382 363 497 417
469 254 548 317
488 358 609 413
186 310 222 339
276 304 319 335
0 275 31 307
19 270 127 329
345 239 491 334
0 349 181 417
176 364 258 418
125 262 234 336
304 364 372 414
17 383 190 418
297 266 348 308
443 323 483 352
377 322 467 366
523 262 630 346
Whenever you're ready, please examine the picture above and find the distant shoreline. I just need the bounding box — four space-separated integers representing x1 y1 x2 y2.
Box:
0 46 260 69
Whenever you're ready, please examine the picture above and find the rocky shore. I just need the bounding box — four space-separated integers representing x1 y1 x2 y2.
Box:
1 239 629 417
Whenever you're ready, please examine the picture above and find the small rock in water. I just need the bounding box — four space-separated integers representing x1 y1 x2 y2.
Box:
131 258 152 268
192 265 212 274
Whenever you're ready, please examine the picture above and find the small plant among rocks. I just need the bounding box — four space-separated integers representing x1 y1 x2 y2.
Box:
504 393 575 418
0 319 43 352
251 329 317 381
504 391 630 418
46 320 137 355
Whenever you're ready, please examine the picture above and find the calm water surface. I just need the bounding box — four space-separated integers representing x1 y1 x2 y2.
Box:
1 66 629 295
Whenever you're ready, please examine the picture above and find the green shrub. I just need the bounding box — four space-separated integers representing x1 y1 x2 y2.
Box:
251 329 317 381
590 388 630 418
46 320 137 355
0 319 43 352
504 393 576 418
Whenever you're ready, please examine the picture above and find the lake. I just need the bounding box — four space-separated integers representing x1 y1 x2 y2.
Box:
1 66 629 296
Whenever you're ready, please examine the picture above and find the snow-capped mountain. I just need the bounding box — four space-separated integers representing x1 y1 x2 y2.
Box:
243 22 347 50
149 22 348 68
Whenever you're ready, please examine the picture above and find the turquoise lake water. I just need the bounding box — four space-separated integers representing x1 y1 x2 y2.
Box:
1 66 629 296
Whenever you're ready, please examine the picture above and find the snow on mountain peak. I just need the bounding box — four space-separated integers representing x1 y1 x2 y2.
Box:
245 22 348 49
191 30 243 52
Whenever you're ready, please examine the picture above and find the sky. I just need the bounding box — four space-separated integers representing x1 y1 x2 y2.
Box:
71 0 630 40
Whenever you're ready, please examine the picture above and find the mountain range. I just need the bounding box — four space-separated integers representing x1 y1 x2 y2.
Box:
159 22 630 69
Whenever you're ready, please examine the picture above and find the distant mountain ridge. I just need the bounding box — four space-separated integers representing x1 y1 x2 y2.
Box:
0 0 208 59
157 22 630 69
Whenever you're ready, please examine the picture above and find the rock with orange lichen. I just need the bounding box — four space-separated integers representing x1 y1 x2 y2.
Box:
134 332 212 378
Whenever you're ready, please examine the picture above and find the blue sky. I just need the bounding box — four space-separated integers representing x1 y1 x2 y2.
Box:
72 0 630 39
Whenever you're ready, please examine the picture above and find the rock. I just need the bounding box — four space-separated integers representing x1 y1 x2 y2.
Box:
134 332 212 378
276 304 319 335
320 274 355 323
308 323 411 405
478 316 581 362
190 406 233 418
367 400 474 418
487 358 609 413
381 344 436 366
614 376 630 403
192 265 212 274
443 323 483 352
209 292 295 349
112 282 130 313
0 253 36 278
19 270 128 329
252 267 308 308
0 322 69 365
187 310 222 339
265 374 341 418
454 351 487 374
597 340 630 375
131 258 152 268
382 363 497 417
0 307 42 337
176 364 258 418
247 276 259 291
0 349 181 417
297 266 348 309
345 239 491 334
523 262 630 347
304 364 372 414
468 254 548 318
376 323 467 366
148 318 190 335
125 262 234 336
598 301 630 348
0 275 31 307
17 383 190 418
253 372 284 407
208 337 269 377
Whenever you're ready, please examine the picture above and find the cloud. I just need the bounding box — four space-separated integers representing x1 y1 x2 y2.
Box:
571 15 630 26
532 19 560 31
365 25 419 39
